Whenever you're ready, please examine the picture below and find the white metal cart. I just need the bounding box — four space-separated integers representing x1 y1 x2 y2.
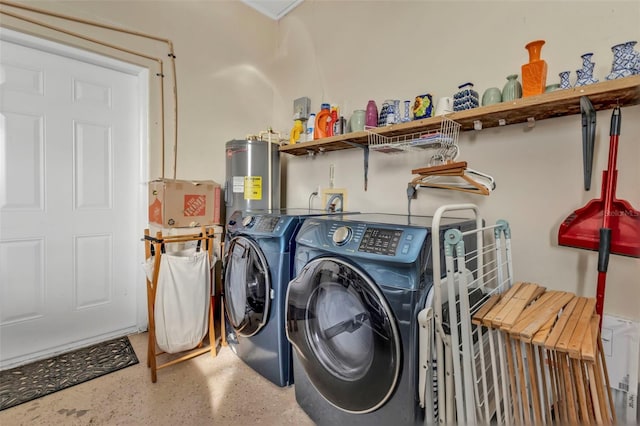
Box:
419 204 514 425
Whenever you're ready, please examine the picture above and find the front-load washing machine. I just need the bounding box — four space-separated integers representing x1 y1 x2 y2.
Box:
223 208 358 387
285 213 477 425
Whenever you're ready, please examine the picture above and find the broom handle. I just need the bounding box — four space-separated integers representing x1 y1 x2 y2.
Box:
603 107 621 229
596 107 621 321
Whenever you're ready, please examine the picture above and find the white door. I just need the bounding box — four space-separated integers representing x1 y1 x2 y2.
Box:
0 29 148 368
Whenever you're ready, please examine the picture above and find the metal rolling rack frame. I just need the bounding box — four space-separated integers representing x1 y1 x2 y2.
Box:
426 203 514 425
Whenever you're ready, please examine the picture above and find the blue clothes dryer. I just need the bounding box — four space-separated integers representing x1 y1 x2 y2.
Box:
223 208 358 387
285 213 477 425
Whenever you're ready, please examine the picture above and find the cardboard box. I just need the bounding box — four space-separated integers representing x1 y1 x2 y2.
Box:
148 179 221 227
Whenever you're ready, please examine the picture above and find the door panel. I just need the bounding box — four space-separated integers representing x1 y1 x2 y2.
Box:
224 236 271 337
0 32 144 368
286 257 401 413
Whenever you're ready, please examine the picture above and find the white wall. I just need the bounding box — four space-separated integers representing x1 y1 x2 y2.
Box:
1 0 278 180
272 1 640 320
2 0 638 320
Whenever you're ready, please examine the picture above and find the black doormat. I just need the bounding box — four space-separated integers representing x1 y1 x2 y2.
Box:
0 336 138 411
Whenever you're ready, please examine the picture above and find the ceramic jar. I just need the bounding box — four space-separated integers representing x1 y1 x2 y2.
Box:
481 87 502 106
631 41 640 74
378 100 393 126
453 83 479 111
606 41 638 80
502 74 523 101
349 109 366 132
365 100 378 128
434 97 453 116
413 94 434 119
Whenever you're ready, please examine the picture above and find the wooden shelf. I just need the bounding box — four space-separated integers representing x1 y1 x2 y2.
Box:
280 75 640 156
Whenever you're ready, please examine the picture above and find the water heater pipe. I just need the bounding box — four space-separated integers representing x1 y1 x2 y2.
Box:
268 131 273 210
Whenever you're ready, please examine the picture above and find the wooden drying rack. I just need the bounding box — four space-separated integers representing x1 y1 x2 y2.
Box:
143 227 217 383
473 283 616 425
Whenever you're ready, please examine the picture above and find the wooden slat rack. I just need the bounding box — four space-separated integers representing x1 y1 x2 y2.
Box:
473 284 616 425
143 227 217 383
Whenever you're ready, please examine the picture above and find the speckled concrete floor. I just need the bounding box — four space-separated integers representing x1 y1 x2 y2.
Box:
0 332 314 426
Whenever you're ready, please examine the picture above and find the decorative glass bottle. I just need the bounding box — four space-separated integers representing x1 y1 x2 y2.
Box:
502 74 523 102
521 40 548 97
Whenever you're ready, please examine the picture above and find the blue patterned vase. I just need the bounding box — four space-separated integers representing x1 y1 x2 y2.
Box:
402 100 411 122
378 100 391 127
559 71 571 89
575 52 599 87
624 41 640 75
606 42 636 80
393 100 401 124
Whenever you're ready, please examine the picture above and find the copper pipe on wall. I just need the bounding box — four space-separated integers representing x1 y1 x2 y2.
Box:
0 0 179 179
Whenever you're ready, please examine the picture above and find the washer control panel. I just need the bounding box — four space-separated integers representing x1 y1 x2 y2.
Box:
358 227 403 256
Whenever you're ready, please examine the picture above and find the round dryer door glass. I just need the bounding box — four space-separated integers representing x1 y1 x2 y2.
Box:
224 236 270 337
286 257 401 414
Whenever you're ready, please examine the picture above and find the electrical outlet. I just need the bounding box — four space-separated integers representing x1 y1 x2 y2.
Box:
315 185 322 196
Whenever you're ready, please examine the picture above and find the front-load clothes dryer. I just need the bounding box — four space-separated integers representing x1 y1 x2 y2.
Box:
223 208 358 387
285 213 477 425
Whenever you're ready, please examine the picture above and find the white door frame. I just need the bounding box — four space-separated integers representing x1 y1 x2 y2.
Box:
0 27 150 339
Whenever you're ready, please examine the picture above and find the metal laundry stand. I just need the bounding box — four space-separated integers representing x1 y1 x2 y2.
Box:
143 227 217 383
426 204 514 425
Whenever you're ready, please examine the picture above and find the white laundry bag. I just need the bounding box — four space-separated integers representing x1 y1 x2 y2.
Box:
145 248 211 354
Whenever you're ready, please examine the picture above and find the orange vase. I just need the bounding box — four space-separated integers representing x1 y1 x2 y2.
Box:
521 40 548 97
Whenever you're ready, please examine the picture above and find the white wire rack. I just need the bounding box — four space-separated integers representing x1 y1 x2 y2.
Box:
366 117 460 157
423 204 515 425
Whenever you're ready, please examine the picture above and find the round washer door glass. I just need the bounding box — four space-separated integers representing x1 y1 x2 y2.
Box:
286 257 401 413
224 236 270 337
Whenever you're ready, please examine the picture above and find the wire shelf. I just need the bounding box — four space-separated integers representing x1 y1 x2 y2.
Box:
366 117 460 154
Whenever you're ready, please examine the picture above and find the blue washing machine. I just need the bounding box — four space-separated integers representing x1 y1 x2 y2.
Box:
285 213 477 425
223 208 358 387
